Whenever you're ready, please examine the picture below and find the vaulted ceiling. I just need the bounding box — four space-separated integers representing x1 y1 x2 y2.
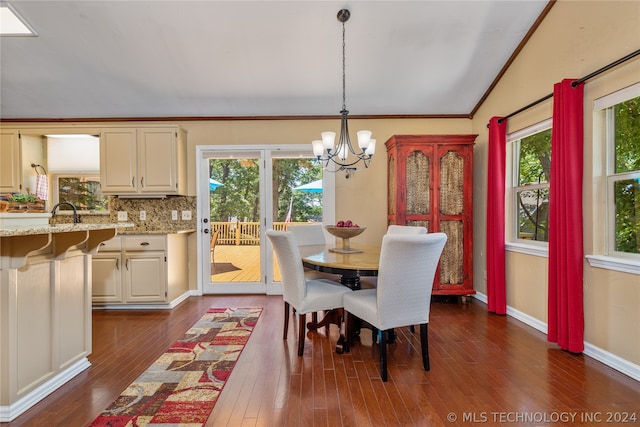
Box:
0 1 551 120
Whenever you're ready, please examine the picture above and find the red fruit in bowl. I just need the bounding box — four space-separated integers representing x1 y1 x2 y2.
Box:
344 220 353 227
353 224 359 228
336 220 344 227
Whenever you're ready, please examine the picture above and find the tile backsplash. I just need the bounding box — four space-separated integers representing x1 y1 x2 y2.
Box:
52 196 197 233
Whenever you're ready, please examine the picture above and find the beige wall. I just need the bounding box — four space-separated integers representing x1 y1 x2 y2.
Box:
173 117 471 245
471 0 640 366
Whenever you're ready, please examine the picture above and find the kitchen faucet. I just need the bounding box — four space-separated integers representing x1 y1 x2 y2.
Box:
51 202 80 224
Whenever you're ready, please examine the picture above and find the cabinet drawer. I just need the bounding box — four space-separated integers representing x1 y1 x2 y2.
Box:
124 235 166 252
97 236 122 252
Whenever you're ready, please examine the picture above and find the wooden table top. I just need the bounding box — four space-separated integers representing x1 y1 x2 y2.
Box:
299 244 380 272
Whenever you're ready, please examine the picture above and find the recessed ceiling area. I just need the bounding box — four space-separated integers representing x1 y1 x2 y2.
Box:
0 1 550 120
0 2 36 36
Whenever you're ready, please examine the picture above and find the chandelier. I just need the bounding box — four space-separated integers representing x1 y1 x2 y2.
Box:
312 9 375 179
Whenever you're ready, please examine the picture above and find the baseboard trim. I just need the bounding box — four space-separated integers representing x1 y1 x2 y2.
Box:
92 291 192 310
0 358 91 422
471 292 640 382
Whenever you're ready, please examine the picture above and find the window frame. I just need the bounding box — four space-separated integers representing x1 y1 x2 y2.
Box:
506 119 552 257
587 83 640 274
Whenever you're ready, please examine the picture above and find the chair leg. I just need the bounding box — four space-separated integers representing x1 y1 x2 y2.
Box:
283 302 290 339
420 323 430 371
297 313 306 356
343 311 352 353
379 329 388 382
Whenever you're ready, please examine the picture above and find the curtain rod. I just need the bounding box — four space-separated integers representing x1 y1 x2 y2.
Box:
495 48 640 124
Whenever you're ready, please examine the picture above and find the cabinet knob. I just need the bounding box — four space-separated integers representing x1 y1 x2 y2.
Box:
140 242 150 246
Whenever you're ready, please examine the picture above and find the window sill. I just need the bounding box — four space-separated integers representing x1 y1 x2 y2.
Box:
586 255 640 275
505 242 548 258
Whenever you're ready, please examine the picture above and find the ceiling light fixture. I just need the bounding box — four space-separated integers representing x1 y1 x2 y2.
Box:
312 9 375 179
0 3 36 36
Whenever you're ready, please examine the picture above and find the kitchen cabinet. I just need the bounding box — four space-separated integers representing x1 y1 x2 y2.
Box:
386 134 476 296
0 130 21 193
91 237 123 303
92 234 189 306
100 127 187 196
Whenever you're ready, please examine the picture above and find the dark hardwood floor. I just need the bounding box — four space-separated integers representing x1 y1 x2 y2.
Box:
4 295 640 427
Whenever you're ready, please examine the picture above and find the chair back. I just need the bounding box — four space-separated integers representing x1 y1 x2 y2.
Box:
387 224 428 235
288 223 326 246
210 229 220 249
266 230 307 308
376 233 447 329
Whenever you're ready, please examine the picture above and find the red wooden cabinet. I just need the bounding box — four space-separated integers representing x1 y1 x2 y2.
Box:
386 134 477 296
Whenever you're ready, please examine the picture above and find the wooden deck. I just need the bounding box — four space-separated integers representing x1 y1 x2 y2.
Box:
211 244 279 282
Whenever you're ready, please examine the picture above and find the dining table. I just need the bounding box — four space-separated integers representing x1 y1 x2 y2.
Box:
299 243 381 353
299 243 380 290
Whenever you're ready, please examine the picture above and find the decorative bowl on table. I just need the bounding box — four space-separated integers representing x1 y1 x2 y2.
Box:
325 225 366 253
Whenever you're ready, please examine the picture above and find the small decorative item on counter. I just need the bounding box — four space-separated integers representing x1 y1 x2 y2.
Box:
4 193 46 213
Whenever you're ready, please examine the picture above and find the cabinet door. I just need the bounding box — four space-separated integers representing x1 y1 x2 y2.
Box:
401 144 434 230
100 129 138 193
92 254 123 303
435 145 474 292
137 128 178 194
124 252 167 302
0 130 21 193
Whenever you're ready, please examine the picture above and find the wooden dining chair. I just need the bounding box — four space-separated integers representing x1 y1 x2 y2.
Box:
266 229 352 356
343 233 447 381
210 229 220 269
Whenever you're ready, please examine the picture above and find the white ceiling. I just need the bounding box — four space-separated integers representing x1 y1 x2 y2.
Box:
0 0 550 120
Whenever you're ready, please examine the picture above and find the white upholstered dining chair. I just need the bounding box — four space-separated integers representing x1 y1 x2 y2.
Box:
288 223 338 282
266 230 351 356
343 232 447 381
359 224 429 290
386 224 428 235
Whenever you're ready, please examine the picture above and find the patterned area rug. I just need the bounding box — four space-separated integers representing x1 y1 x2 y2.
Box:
90 307 262 427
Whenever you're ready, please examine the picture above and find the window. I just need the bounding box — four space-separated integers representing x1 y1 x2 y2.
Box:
54 175 108 211
606 95 640 256
510 121 552 244
46 134 107 212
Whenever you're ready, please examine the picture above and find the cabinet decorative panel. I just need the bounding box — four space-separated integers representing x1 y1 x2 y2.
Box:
386 134 476 296
0 130 21 193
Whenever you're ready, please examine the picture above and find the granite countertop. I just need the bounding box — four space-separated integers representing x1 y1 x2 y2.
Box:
118 228 197 235
0 223 135 237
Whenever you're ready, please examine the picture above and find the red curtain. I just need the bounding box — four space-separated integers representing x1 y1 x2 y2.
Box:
486 117 507 314
547 79 585 353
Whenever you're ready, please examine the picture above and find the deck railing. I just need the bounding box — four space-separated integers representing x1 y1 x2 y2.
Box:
210 221 309 245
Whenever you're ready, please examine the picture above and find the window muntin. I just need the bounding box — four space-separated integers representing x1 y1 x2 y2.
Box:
512 127 552 243
607 96 640 256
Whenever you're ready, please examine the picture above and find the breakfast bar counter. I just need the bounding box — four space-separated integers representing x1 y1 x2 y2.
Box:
0 223 127 422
